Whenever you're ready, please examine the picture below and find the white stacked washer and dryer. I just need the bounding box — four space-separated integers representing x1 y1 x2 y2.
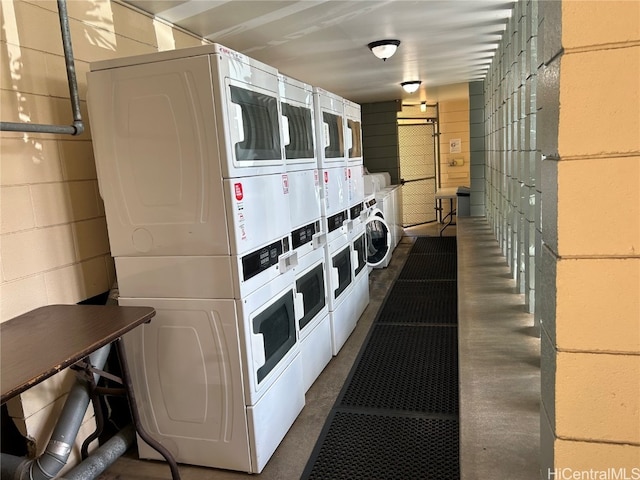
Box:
344 99 370 321
87 44 305 474
278 74 332 393
87 42 383 475
313 87 356 356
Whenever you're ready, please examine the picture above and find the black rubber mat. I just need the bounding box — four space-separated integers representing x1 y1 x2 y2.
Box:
398 254 457 280
303 236 459 479
410 236 458 255
302 410 459 480
339 324 458 414
376 281 457 324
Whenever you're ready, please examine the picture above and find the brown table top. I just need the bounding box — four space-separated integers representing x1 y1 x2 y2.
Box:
1 304 155 404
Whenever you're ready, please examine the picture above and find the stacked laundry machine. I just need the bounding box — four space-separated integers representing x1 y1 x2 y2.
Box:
87 45 305 474
278 74 332 392
314 88 357 356
344 99 370 321
87 42 391 474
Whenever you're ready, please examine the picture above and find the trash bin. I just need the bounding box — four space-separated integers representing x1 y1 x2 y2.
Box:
456 186 471 217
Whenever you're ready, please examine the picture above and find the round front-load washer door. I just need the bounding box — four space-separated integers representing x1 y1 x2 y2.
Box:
366 212 391 267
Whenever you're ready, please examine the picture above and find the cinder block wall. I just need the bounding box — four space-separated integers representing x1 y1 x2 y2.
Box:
537 1 640 475
0 0 204 468
483 0 540 313
482 0 639 475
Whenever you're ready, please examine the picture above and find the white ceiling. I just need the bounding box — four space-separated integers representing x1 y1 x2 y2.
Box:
124 0 514 104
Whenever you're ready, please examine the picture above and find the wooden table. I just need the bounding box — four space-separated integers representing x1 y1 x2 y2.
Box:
1 304 180 479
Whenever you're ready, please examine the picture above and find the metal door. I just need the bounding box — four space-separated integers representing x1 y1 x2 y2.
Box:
398 120 437 226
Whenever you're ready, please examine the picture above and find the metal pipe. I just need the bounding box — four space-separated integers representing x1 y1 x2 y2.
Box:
59 425 135 480
0 453 28 479
0 0 84 136
23 345 111 480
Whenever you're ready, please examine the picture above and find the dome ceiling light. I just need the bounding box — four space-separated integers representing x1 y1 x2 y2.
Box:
367 39 401 61
401 80 422 93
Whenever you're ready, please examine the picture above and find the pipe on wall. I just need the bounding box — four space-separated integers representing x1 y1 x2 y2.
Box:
0 0 84 136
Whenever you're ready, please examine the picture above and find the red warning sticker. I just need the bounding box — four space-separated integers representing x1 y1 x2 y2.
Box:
234 182 243 201
282 174 289 194
324 171 329 183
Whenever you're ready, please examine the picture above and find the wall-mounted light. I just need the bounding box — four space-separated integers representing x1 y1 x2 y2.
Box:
401 80 421 93
367 39 401 61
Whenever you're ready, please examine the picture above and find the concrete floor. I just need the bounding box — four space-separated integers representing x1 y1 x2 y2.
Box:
98 218 540 480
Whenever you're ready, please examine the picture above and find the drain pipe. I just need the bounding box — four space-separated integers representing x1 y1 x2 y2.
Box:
0 0 84 136
59 424 135 480
1 344 111 480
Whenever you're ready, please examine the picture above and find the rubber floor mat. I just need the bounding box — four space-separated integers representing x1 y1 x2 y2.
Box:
302 410 459 480
303 236 459 479
338 324 458 414
376 281 457 324
398 254 457 280
411 236 458 255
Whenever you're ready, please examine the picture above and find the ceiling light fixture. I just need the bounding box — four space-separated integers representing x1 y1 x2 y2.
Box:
401 80 421 93
367 39 401 61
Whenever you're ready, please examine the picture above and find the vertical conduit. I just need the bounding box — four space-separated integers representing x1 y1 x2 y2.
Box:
0 0 84 135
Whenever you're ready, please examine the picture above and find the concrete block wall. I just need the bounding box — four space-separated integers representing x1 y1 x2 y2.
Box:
484 0 539 314
537 0 640 476
0 0 204 468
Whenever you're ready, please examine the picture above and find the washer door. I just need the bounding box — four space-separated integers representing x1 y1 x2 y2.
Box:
365 213 391 267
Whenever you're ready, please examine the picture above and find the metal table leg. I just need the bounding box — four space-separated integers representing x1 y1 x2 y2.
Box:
114 338 181 480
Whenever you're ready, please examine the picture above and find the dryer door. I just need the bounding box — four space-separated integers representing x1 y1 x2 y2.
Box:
365 213 391 268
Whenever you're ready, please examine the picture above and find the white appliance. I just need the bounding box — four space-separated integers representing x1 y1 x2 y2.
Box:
363 172 387 196
346 163 368 320
325 229 354 355
279 74 316 173
86 44 304 473
279 75 331 392
360 194 389 273
344 99 363 166
314 87 346 169
349 219 370 322
370 191 394 269
319 166 350 245
118 270 304 473
376 187 395 256
347 164 365 216
317 164 353 355
293 246 331 392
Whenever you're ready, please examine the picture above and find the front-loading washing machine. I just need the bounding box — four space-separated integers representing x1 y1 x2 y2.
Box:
368 198 393 269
